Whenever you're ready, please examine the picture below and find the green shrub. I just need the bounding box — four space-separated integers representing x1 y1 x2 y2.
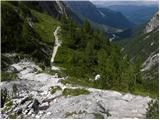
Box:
1 88 9 108
146 99 159 119
93 113 104 119
4 100 13 107
50 86 62 94
62 88 90 96
1 71 17 82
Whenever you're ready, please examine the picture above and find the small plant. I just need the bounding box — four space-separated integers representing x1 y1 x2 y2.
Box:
146 99 159 119
65 111 77 118
62 88 90 96
93 113 104 119
50 86 62 94
39 63 45 70
8 113 17 119
4 100 13 107
1 87 9 108
1 71 17 82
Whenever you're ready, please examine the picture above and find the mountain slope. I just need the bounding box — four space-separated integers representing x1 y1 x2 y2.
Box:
1 1 158 119
108 5 158 25
65 1 134 31
121 12 159 95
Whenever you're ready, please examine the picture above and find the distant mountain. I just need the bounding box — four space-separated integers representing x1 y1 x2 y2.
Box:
107 5 158 25
123 12 159 62
122 12 159 79
65 1 134 31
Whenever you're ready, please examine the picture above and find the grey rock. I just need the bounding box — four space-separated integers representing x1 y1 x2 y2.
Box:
20 96 30 105
39 102 49 110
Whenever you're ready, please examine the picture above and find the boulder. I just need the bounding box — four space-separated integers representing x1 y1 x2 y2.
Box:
39 102 49 110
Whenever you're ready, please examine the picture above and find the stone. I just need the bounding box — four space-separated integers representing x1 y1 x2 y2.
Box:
122 94 133 101
35 115 40 119
46 112 51 116
95 74 100 81
15 108 22 115
9 66 18 73
39 102 49 110
27 109 34 116
20 96 30 105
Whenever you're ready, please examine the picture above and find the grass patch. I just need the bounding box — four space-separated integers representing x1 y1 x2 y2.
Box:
65 111 77 118
61 77 94 87
42 67 67 78
62 88 90 96
8 113 17 119
65 111 87 118
1 71 18 82
4 100 13 107
50 86 62 94
31 9 60 44
93 113 104 119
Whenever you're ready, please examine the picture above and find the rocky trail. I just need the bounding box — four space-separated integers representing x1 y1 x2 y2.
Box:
0 26 151 119
51 26 61 70
0 58 151 119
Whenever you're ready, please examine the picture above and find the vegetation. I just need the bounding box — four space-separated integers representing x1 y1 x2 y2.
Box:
1 1 158 98
146 99 159 119
62 88 90 96
1 72 17 82
1 88 10 108
93 113 105 119
50 86 62 94
4 100 13 108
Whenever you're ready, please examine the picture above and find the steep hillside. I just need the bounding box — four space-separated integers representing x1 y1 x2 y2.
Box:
123 12 159 63
65 1 134 31
1 1 159 119
121 12 159 97
108 5 158 25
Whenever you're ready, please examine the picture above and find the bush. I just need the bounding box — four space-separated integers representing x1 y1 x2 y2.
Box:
1 88 9 108
62 88 90 96
146 99 159 119
1 71 17 82
50 86 62 94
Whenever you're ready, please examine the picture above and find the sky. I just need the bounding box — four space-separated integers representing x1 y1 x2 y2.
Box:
90 0 159 7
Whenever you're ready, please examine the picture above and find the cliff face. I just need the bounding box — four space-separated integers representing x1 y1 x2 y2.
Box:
144 11 159 34
24 1 69 18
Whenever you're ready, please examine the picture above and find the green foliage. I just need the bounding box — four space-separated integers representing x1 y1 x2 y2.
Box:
65 111 87 118
1 1 23 52
61 77 94 88
1 1 158 98
62 88 90 96
82 19 92 33
31 9 60 44
50 86 62 94
1 72 17 82
93 113 105 119
146 99 159 119
1 88 9 108
8 113 17 119
4 100 13 107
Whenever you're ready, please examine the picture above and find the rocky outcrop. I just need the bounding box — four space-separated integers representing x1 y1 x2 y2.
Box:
0 57 151 119
25 1 68 18
141 52 159 71
144 11 159 34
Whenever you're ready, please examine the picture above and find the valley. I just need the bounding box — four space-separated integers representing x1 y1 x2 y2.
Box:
1 1 159 119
